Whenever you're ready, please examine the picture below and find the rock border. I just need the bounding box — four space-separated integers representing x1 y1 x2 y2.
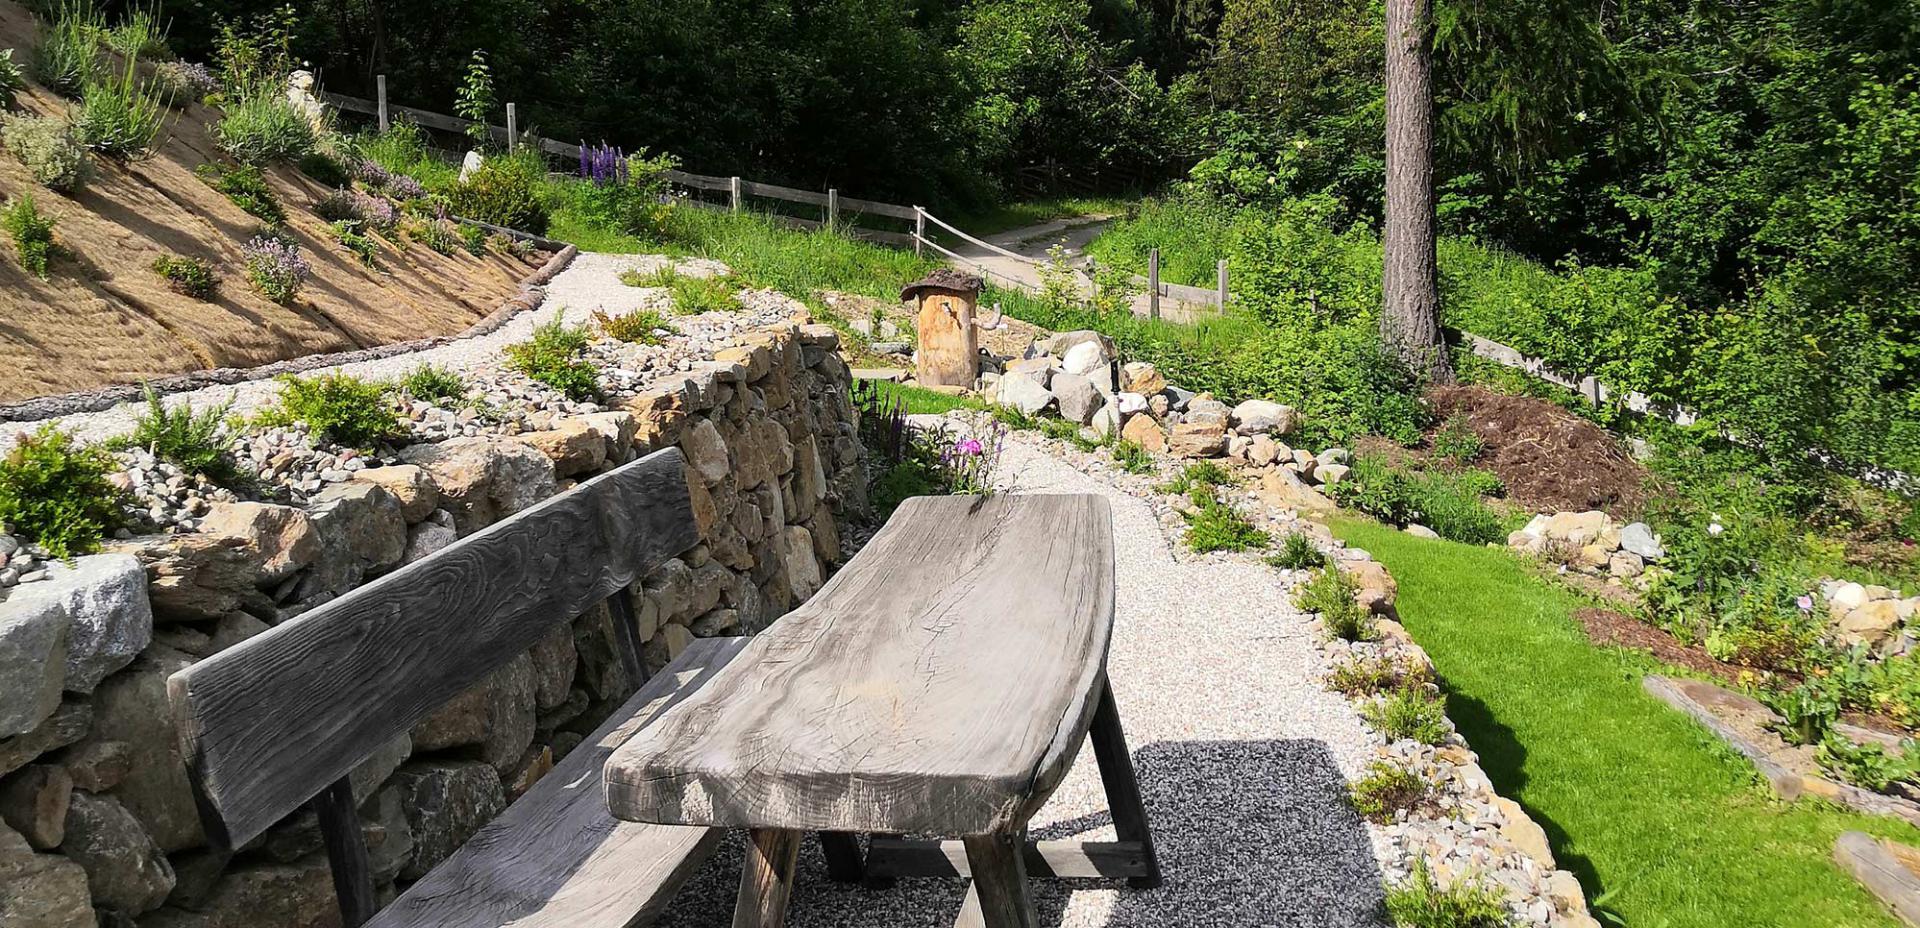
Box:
0 245 579 424
1836 830 1920 927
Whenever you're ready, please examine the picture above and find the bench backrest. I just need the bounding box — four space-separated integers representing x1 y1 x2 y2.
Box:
168 447 699 850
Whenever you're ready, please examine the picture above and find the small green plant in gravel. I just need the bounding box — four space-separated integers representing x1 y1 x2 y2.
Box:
1430 416 1484 464
1299 565 1374 641
122 386 241 485
3 115 92 191
1365 687 1451 745
1349 760 1432 824
1161 460 1234 496
151 254 217 299
618 265 677 287
1181 496 1269 554
0 49 24 109
256 373 402 448
505 319 601 400
196 162 283 223
666 273 739 315
4 194 57 278
73 59 168 160
0 424 123 558
32 3 101 97
399 364 466 404
1039 416 1101 451
1328 654 1433 698
1110 439 1154 475
593 308 673 345
990 403 1040 432
1384 857 1512 928
1268 532 1328 570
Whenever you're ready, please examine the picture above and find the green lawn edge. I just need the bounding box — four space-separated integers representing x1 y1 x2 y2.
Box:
1330 516 1917 928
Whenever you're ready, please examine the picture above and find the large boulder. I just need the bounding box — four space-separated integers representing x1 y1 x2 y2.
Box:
1120 362 1166 396
0 589 69 737
1541 510 1610 547
399 438 557 535
1184 395 1230 428
519 419 608 477
1838 600 1905 647
996 375 1055 417
1339 559 1398 617
0 702 91 780
1230 399 1296 436
1256 467 1335 514
62 791 175 917
0 822 94 928
1051 372 1103 425
1120 414 1166 453
352 465 440 523
1038 330 1115 361
35 555 153 695
76 647 203 852
1059 340 1110 377
1168 421 1228 458
1618 522 1664 561
303 482 407 595
197 503 318 586
392 761 506 880
132 534 267 624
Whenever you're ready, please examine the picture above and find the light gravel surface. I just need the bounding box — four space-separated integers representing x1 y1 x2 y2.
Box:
0 253 726 451
655 435 1387 927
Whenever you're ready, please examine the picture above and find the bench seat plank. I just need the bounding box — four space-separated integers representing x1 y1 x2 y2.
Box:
604 493 1115 836
367 637 747 928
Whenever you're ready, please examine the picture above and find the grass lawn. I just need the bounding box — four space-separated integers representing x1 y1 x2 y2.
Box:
1332 516 1918 928
860 380 976 415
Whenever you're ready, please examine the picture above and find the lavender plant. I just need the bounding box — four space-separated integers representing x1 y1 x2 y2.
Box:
153 61 217 106
242 234 310 303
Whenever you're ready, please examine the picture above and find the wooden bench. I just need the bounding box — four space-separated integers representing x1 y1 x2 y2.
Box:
166 447 752 927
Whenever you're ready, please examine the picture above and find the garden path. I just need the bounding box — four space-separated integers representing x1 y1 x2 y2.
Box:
950 215 1211 324
651 433 1388 927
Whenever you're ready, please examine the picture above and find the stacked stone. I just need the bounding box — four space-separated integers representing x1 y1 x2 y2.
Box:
1820 580 1919 655
0 317 860 928
1507 511 1666 586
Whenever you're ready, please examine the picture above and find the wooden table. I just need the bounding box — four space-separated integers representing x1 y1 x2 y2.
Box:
603 493 1161 927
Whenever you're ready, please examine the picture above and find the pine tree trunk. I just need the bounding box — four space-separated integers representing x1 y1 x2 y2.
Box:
1381 0 1453 383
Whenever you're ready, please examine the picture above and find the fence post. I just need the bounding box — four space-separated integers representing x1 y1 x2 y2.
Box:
1216 259 1228 307
505 103 517 152
914 208 926 257
730 177 743 212
376 75 389 133
828 188 839 229
1148 248 1161 320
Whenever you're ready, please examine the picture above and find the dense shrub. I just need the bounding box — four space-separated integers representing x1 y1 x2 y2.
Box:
0 49 23 109
31 4 100 97
241 235 309 303
446 151 549 234
593 308 673 345
1268 532 1327 570
1180 494 1269 553
195 162 282 223
504 319 600 399
122 387 241 485
257 374 402 448
0 425 123 558
215 91 316 164
399 364 466 404
569 144 677 238
151 254 216 298
1327 456 1505 545
3 194 57 278
2 115 90 191
73 61 168 160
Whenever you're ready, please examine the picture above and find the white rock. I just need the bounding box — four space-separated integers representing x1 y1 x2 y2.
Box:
1091 402 1121 439
1115 392 1149 416
996 375 1055 417
14 555 153 695
1618 522 1663 561
1230 399 1296 436
1060 341 1109 376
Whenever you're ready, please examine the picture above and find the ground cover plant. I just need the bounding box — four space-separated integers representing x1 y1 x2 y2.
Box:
1349 760 1431 825
3 115 91 191
31 2 100 98
3 193 57 277
255 373 401 448
1336 516 1920 927
0 424 122 558
120 387 241 485
504 319 599 400
593 308 673 345
1326 455 1505 545
151 254 216 298
214 88 315 164
1383 858 1511 928
195 162 282 223
399 364 465 404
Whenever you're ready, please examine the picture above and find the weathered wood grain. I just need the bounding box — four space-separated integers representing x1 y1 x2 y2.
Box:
365 637 746 928
864 837 1150 880
605 493 1115 835
1835 831 1920 927
1087 683 1161 888
170 448 699 849
733 829 803 928
958 833 1038 928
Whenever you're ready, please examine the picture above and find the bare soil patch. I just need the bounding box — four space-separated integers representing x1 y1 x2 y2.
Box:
1577 607 1747 681
1426 385 1654 518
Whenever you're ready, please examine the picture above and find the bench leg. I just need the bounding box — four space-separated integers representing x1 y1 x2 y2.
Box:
1089 679 1162 889
818 832 864 883
957 831 1038 928
733 828 802 928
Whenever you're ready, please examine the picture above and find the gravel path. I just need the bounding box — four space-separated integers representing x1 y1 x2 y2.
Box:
655 434 1388 927
0 253 729 451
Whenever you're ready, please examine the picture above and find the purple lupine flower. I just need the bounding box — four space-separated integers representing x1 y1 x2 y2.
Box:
579 143 630 186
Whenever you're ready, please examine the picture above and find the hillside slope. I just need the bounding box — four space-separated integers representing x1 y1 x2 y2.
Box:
0 1 542 403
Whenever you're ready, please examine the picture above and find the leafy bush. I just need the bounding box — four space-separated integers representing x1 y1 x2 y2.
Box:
151 254 216 299
1365 687 1451 745
1430 416 1483 463
1299 565 1373 641
73 60 168 160
504 319 600 400
241 235 309 303
1328 456 1505 545
3 194 57 278
0 48 23 109
1762 682 1839 747
2 115 90 191
1815 734 1920 793
1110 439 1154 474
571 144 678 238
1349 761 1430 824
31 3 101 97
0 425 122 558
1269 532 1328 570
102 4 169 59
152 60 216 106
446 151 548 234
195 162 282 223
399 364 465 404
1384 857 1511 928
1161 460 1234 496
458 223 487 256
593 308 673 345
123 387 241 485
258 374 401 448
215 91 315 164
330 220 377 268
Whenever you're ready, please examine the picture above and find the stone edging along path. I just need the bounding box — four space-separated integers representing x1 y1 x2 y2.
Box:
0 245 580 424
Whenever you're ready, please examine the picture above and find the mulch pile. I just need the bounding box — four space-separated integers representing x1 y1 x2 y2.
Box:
1426 385 1654 518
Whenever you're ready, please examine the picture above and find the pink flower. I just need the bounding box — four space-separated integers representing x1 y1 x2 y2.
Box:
1797 595 1815 612
956 438 984 456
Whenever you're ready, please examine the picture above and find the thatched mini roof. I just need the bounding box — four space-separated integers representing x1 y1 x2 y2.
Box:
900 269 983 302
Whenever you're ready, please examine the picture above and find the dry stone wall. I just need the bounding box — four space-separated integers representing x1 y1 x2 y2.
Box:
0 318 862 928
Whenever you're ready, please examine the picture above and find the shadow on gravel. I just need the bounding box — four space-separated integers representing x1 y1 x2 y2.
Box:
651 738 1383 927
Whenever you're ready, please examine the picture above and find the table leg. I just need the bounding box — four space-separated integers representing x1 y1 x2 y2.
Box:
957 831 1037 928
733 828 802 928
1090 678 1163 888
818 832 865 883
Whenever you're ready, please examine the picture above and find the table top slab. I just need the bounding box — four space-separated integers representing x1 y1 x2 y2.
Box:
603 493 1115 835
